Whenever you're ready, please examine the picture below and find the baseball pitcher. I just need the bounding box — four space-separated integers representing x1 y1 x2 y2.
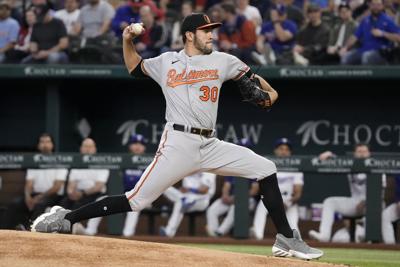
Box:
31 13 322 260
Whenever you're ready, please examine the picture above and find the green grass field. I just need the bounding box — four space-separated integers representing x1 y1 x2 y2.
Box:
183 244 400 267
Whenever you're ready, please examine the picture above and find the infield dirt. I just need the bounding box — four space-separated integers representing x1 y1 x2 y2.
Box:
0 230 344 267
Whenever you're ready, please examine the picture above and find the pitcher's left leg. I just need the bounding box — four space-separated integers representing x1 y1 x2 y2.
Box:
201 139 323 260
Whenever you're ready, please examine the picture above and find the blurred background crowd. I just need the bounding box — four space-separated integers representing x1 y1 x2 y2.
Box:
0 0 399 65
0 133 399 244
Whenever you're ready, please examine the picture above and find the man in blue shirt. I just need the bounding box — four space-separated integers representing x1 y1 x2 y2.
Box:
111 0 141 39
340 0 400 65
0 1 20 63
255 4 297 65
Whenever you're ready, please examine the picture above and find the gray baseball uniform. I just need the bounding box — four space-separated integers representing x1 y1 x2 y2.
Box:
125 50 276 211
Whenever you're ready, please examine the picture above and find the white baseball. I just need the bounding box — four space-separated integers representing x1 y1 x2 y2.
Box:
130 23 144 35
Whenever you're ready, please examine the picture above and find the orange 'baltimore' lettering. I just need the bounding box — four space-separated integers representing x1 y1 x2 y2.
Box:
167 69 219 88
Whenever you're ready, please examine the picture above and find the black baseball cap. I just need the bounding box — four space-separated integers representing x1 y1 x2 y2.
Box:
128 134 148 145
181 13 221 35
274 137 293 149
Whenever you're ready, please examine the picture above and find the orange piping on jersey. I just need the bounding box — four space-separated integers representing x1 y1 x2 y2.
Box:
167 69 219 88
233 66 250 81
127 131 168 201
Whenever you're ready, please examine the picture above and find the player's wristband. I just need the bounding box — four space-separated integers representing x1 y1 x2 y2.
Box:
189 188 199 193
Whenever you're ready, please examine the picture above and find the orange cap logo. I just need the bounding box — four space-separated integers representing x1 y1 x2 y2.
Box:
204 15 211 23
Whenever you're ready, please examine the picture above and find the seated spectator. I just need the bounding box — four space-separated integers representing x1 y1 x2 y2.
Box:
111 0 141 39
120 134 148 237
170 0 193 51
60 138 109 210
309 144 386 242
0 0 20 63
218 2 257 64
54 0 80 36
206 138 258 237
264 0 305 29
4 8 36 63
133 5 168 59
305 0 335 13
251 138 304 240
325 1 358 64
4 0 22 23
74 134 148 236
21 3 68 64
160 172 216 237
61 138 109 236
237 0 263 29
206 175 258 237
75 0 115 39
253 4 298 65
340 0 400 65
292 3 330 65
381 175 400 244
0 133 68 230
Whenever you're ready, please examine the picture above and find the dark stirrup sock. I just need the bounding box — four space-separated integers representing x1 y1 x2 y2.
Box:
64 195 132 225
259 173 293 238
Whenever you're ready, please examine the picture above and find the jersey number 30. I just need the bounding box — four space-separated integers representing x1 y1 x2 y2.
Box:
199 86 218 102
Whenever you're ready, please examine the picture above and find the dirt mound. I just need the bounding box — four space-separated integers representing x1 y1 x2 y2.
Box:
0 230 340 267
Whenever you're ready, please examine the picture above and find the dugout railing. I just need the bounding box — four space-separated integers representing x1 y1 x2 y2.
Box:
0 153 398 242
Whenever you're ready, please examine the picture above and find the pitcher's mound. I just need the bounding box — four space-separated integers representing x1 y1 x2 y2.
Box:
0 230 339 267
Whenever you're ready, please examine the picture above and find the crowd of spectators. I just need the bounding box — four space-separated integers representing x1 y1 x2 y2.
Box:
0 0 399 65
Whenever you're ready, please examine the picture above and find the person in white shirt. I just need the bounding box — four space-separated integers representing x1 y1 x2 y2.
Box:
237 0 262 29
160 172 216 237
54 0 80 35
60 138 109 210
0 133 68 230
251 138 304 240
309 144 386 242
65 138 109 235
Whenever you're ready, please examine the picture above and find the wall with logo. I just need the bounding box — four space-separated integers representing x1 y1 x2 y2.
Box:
0 77 398 204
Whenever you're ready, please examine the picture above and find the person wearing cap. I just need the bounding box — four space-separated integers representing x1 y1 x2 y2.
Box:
253 4 298 65
263 0 305 29
21 3 69 64
206 138 259 237
31 10 323 261
250 138 304 240
292 3 330 65
325 1 357 64
0 0 20 63
340 0 400 65
218 2 257 64
120 134 149 237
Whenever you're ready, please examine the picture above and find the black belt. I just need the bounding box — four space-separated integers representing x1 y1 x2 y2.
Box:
173 124 214 138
